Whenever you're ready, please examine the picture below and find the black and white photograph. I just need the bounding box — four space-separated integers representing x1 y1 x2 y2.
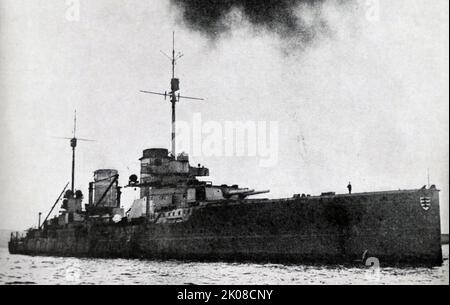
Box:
0 0 448 288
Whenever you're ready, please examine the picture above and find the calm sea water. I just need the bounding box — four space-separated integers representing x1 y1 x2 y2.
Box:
0 246 448 285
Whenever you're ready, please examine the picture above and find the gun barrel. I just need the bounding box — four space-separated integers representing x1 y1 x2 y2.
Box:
225 188 254 195
244 190 270 196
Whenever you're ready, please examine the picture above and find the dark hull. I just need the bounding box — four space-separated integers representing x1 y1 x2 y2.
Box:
9 188 443 266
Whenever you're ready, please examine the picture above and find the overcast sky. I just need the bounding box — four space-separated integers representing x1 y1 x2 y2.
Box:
0 0 448 232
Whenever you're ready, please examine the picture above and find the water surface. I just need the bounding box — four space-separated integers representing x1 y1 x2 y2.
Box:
0 246 448 285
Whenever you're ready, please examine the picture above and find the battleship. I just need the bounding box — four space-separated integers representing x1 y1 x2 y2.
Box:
9 34 443 266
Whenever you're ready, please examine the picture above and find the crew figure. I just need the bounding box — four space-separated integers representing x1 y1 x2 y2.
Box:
347 182 352 194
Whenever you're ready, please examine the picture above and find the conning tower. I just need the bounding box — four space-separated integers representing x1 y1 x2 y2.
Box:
138 148 209 212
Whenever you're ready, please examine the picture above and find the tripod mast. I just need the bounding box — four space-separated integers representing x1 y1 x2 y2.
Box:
53 111 95 193
140 32 204 157
71 111 77 192
170 32 177 157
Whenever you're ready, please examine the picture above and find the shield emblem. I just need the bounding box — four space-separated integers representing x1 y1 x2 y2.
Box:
420 197 431 211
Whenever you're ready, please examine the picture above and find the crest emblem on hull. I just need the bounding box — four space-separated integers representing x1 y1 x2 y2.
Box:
420 197 431 211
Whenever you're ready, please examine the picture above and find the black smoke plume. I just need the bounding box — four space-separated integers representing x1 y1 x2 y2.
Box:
170 0 337 43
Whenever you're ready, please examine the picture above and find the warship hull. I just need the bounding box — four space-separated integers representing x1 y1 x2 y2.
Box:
9 188 442 266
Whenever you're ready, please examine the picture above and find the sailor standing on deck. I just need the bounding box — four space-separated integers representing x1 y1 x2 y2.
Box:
347 182 352 194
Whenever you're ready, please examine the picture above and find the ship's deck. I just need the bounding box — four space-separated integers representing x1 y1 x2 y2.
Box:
243 187 436 204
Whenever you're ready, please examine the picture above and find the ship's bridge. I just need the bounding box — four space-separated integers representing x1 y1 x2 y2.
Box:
138 148 208 190
139 148 209 180
134 148 209 212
